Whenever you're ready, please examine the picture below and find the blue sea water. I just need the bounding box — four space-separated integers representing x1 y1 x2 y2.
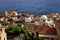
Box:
0 0 60 15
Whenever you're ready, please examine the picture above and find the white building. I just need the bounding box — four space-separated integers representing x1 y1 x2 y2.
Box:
24 14 34 23
39 15 55 28
34 21 40 25
25 17 32 22
39 15 48 25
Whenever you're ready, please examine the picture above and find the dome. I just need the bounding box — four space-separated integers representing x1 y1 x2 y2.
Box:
40 15 48 20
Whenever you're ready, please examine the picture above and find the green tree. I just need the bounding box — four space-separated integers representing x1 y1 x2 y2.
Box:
5 26 21 35
5 26 29 39
21 27 29 39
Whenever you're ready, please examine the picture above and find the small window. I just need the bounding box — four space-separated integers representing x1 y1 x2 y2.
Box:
52 25 54 28
43 23 45 26
48 19 50 21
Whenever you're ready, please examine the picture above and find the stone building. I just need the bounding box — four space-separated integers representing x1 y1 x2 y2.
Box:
0 26 7 40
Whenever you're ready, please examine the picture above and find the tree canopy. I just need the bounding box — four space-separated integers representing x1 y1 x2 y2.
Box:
5 26 29 39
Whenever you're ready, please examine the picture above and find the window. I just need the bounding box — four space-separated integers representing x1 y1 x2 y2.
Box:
48 19 50 21
51 25 54 28
43 23 45 26
43 20 45 22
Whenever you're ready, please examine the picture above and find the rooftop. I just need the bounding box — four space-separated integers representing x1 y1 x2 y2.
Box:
38 27 57 35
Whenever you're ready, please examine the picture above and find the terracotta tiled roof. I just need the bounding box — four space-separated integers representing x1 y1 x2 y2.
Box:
37 27 57 35
24 23 57 35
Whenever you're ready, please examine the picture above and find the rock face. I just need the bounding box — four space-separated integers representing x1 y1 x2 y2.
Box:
8 34 24 40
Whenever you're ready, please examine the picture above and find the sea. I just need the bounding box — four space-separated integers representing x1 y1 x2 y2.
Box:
0 0 60 15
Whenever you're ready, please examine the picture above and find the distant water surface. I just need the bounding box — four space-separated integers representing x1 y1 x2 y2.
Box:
0 0 60 15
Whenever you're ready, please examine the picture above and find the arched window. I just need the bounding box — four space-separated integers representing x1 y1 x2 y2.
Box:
43 20 46 22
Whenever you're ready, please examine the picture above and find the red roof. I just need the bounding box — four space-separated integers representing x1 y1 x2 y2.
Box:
37 26 57 35
55 20 60 30
24 23 57 35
